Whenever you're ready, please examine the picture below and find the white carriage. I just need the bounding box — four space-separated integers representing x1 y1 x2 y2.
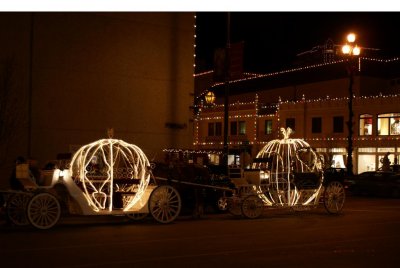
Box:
226 128 346 219
2 138 182 229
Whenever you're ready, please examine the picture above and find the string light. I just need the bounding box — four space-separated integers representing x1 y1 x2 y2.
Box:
196 56 400 102
193 14 197 71
253 128 323 207
69 139 150 212
195 93 400 147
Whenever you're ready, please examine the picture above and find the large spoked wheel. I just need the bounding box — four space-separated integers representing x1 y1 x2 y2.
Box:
126 213 148 221
27 192 61 230
227 197 242 216
324 181 345 214
241 195 263 219
6 193 31 226
148 185 181 224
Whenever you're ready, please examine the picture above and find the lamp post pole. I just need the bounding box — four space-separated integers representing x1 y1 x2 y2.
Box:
342 33 360 176
346 65 355 176
223 13 231 172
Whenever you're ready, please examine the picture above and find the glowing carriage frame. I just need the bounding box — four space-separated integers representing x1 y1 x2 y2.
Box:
225 128 346 219
2 138 182 229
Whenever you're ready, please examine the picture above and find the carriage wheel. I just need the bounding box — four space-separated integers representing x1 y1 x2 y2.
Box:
148 185 181 224
227 197 242 216
27 192 61 229
241 195 263 219
6 193 31 226
323 181 345 214
126 213 148 221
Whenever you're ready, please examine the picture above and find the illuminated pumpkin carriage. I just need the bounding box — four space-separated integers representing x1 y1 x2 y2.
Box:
2 137 182 229
226 128 346 218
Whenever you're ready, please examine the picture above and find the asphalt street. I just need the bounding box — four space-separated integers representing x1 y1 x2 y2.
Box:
1 196 400 268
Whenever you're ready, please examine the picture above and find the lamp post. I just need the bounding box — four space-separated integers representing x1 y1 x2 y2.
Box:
341 33 361 176
223 13 231 172
205 91 216 105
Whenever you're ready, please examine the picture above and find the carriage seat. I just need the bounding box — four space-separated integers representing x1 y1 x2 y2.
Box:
293 172 321 189
15 163 38 191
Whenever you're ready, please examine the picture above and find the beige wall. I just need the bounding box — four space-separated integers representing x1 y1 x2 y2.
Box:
0 13 195 186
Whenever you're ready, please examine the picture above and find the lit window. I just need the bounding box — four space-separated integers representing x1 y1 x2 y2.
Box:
378 113 400 136
265 120 273 135
360 114 373 136
239 121 246 135
390 117 400 135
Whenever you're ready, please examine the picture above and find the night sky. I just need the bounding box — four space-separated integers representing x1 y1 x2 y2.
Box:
195 12 400 73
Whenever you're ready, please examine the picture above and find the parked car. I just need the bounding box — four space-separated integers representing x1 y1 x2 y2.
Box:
346 171 400 198
324 168 348 183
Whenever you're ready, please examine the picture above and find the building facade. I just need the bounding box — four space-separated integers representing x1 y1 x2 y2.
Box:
0 13 195 185
194 58 400 174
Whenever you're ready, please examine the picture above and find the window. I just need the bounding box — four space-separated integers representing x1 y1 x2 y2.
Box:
215 122 222 136
286 118 295 131
208 122 222 136
390 117 400 135
230 121 237 135
378 113 400 135
265 120 273 135
239 121 246 135
312 117 322 133
208 123 215 136
359 114 372 136
333 116 344 133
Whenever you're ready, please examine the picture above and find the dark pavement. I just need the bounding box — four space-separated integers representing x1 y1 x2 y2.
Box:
1 196 400 267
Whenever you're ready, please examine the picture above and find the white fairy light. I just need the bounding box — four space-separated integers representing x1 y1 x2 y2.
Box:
69 139 150 212
252 128 323 207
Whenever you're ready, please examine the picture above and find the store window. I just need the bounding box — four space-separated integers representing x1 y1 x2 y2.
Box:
360 114 373 136
286 118 295 131
239 121 246 135
378 113 400 135
312 117 322 133
333 116 344 133
265 120 273 135
358 154 376 173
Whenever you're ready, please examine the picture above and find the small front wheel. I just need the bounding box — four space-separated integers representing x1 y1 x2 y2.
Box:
227 197 242 216
27 192 61 229
324 181 345 214
6 193 31 226
241 195 263 219
148 185 181 224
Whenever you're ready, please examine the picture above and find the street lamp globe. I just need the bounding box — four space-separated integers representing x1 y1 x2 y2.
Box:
347 33 356 43
342 44 351 55
352 46 361 56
